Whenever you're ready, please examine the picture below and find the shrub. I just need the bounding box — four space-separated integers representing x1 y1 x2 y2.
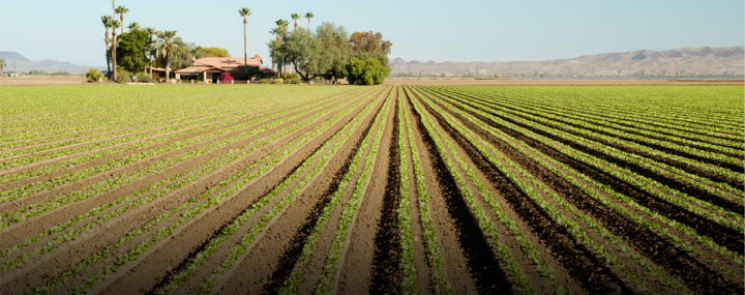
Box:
259 79 271 84
220 72 234 83
134 72 156 83
346 57 389 85
287 78 302 85
273 79 284 85
85 68 105 83
115 70 132 83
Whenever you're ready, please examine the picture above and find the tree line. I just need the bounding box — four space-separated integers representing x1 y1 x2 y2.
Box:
268 15 392 85
97 3 392 85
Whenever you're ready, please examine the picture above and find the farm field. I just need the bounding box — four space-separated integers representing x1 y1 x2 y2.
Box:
0 84 743 295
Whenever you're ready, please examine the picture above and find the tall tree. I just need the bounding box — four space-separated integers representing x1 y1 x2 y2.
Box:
269 19 289 76
0 59 5 76
350 31 392 55
305 12 314 30
101 15 113 74
143 27 156 76
239 7 252 75
115 5 129 33
128 22 140 32
111 19 121 81
154 30 185 82
291 13 300 30
116 28 148 73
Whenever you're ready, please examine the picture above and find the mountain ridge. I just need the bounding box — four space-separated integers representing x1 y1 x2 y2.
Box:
389 46 745 77
0 51 92 73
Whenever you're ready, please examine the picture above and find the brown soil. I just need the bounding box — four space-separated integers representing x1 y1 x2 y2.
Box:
0 99 336 250
0 76 86 87
420 87 743 294
203 89 386 295
0 93 363 294
385 78 745 86
93 94 377 294
1 84 741 295
409 87 631 294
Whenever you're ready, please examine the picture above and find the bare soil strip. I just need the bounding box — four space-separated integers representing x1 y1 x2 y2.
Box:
0 100 336 250
410 88 631 294
334 92 396 294
93 94 375 294
0 93 363 294
420 88 743 294
368 93 402 295
438 88 744 191
438 93 745 252
186 89 386 295
406 91 517 295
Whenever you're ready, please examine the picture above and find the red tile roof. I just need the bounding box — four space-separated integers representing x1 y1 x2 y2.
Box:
175 56 267 74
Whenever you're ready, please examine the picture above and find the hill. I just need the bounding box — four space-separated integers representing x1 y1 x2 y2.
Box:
0 51 91 74
389 46 745 77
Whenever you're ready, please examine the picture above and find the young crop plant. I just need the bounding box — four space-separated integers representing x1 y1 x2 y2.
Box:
420 87 691 293
314 90 393 295
406 87 539 295
400 92 455 295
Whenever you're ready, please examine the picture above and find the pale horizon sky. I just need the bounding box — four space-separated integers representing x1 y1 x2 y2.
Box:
0 0 742 67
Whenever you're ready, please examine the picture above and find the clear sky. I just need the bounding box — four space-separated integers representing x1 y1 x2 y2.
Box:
1 0 742 67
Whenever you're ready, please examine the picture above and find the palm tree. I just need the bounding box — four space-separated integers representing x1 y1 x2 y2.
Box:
0 59 6 76
115 5 129 33
305 12 314 31
143 27 156 76
154 30 185 82
111 19 121 81
291 13 300 30
128 22 140 32
270 20 289 76
239 7 252 75
101 15 113 75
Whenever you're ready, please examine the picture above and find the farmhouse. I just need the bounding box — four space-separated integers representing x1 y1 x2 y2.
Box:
174 55 274 82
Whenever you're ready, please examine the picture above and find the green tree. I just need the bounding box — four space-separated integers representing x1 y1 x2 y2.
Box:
305 12 314 30
128 22 140 32
346 56 388 85
154 30 186 81
279 28 318 81
101 15 113 75
116 28 148 73
269 19 289 75
111 19 121 81
115 5 129 34
350 31 392 55
194 47 230 58
291 13 300 30
0 59 5 76
239 7 252 74
143 27 156 76
308 22 352 83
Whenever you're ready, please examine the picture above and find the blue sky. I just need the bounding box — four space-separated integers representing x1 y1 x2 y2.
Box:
0 0 742 67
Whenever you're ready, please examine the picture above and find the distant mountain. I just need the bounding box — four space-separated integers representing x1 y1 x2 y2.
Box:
389 46 745 77
0 51 30 62
0 51 91 73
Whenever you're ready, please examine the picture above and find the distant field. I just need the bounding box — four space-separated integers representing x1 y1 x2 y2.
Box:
0 85 742 294
0 76 86 86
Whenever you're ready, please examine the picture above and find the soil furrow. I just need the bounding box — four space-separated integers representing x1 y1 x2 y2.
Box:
425 88 743 294
411 88 631 295
406 91 516 295
439 88 744 193
93 96 371 295
369 94 402 295
436 92 745 255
